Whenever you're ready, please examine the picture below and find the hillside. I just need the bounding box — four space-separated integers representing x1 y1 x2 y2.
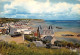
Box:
0 18 44 23
0 41 77 55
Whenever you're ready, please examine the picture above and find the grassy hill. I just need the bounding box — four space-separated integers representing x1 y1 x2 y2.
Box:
0 41 77 55
0 18 44 23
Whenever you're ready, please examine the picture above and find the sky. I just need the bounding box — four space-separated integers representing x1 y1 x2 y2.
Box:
0 0 80 20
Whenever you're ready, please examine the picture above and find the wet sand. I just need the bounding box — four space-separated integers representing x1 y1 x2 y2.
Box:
54 31 80 40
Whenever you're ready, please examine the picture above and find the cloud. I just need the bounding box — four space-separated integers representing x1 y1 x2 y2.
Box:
4 0 80 13
4 14 28 18
70 4 80 15
78 0 80 1
0 0 13 2
1 0 80 20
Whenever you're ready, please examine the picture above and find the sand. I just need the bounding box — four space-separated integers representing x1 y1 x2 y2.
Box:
0 35 25 44
8 36 24 44
54 31 80 40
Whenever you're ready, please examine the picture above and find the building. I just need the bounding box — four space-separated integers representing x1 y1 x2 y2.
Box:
0 27 7 34
34 31 38 37
37 25 54 38
23 30 32 34
8 22 32 35
37 25 56 44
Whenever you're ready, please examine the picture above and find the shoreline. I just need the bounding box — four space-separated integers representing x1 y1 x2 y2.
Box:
30 20 80 41
54 31 80 41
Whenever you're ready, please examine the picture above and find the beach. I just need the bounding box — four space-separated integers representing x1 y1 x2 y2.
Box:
54 31 80 40
54 31 77 37
29 20 80 43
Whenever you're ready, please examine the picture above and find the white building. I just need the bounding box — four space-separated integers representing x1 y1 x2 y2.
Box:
24 30 32 34
9 25 32 35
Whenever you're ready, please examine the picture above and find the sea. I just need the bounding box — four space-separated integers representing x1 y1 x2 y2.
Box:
30 20 80 43
45 20 80 43
45 20 80 33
